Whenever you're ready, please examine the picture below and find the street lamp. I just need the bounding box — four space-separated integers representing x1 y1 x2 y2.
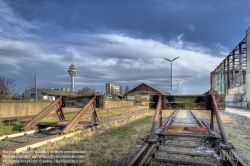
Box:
180 87 183 94
175 79 182 95
164 56 179 90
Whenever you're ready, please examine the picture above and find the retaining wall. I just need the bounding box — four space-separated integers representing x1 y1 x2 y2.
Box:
0 100 144 119
0 101 52 118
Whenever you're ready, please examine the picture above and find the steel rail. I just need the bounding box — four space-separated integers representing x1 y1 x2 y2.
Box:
0 109 151 163
128 143 149 166
138 144 156 166
129 92 248 165
190 110 206 128
148 94 162 141
164 109 178 126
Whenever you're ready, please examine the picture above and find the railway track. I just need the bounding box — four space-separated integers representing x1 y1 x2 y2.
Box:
129 93 248 166
0 107 150 164
130 110 223 165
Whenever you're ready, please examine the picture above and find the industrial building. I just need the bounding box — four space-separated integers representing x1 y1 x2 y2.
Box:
23 88 76 101
211 27 250 108
124 83 169 101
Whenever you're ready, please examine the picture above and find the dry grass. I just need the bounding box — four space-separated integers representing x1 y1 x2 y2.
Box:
34 112 155 165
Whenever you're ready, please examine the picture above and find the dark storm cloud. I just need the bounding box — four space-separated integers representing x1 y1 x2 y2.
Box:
5 0 250 48
1 0 250 94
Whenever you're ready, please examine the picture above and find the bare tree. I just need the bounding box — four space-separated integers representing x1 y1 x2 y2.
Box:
124 86 129 94
120 85 123 95
0 77 16 100
78 87 100 95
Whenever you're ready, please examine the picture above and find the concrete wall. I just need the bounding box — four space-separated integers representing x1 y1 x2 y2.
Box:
0 100 138 119
0 101 52 118
228 85 246 95
245 27 250 101
226 102 248 108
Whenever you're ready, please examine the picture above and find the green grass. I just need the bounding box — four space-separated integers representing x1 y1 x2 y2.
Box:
175 97 199 109
0 121 27 134
226 130 250 162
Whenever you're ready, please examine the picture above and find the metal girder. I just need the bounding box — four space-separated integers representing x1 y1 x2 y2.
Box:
211 92 229 145
147 94 162 142
61 94 98 133
211 36 247 94
20 96 65 131
20 94 98 133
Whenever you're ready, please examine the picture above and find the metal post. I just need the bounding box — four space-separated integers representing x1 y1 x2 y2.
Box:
35 75 37 101
180 87 183 94
148 94 162 142
211 92 229 144
164 57 179 91
175 79 182 95
170 62 172 90
178 80 179 94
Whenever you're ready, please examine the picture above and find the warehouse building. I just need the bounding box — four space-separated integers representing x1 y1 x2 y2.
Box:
211 27 250 108
124 83 169 101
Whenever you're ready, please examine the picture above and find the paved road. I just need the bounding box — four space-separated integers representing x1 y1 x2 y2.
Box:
224 107 250 119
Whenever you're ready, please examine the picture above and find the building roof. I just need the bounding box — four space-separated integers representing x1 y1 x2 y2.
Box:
37 89 78 96
124 83 170 96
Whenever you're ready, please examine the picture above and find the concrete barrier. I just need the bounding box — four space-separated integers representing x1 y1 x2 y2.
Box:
0 101 52 118
0 101 147 119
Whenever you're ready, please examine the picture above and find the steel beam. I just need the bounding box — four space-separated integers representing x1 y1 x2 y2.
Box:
62 94 98 133
211 92 229 144
148 94 162 142
20 96 64 131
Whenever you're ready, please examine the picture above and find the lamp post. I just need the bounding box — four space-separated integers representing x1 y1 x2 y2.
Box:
180 87 183 94
164 56 179 90
175 79 182 95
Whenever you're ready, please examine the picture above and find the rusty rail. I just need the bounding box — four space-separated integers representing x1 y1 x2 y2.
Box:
128 144 149 166
19 94 98 134
20 96 65 131
129 92 248 165
210 92 229 145
62 95 97 133
147 94 162 142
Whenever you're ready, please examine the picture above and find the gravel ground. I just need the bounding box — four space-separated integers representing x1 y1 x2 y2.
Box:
192 108 250 164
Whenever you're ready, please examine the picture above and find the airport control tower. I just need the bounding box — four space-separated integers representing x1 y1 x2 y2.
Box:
68 63 77 92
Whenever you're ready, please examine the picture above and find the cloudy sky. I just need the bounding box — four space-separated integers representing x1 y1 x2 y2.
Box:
1 0 250 95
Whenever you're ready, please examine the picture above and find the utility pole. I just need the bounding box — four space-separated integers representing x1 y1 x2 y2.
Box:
35 75 37 101
180 87 183 94
175 79 182 95
164 56 179 91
